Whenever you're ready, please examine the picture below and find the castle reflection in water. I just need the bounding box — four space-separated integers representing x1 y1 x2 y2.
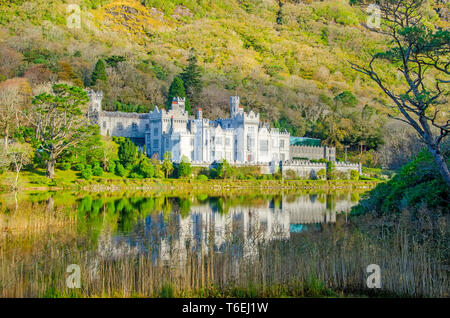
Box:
103 194 358 263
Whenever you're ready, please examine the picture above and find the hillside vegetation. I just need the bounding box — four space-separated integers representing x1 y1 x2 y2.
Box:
0 0 446 156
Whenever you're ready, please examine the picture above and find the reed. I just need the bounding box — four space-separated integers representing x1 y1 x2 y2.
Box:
0 198 448 298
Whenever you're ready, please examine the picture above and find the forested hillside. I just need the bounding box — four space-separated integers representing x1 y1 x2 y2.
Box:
0 0 446 162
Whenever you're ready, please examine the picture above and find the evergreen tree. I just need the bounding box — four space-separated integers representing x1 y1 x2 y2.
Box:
91 59 107 86
117 138 137 169
167 76 191 113
180 50 203 106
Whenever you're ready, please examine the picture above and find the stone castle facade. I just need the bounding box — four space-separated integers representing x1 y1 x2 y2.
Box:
89 91 290 164
87 90 342 167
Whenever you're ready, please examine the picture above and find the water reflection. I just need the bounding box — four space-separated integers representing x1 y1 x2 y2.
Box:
77 193 359 264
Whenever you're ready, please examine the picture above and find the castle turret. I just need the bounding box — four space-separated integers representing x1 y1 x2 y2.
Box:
230 96 240 117
172 97 186 112
196 108 203 120
88 90 103 113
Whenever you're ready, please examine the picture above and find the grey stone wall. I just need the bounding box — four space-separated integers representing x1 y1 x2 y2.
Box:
282 160 361 179
290 145 336 162
98 111 149 139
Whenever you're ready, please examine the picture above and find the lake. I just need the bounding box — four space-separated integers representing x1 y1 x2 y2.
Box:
0 190 447 297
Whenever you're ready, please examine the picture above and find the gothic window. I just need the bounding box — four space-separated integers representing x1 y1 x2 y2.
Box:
132 123 138 131
260 140 268 154
247 136 255 150
153 139 158 149
154 128 158 135
103 121 106 129
190 138 194 146
117 122 123 130
281 154 286 161
280 140 285 149
225 138 230 146
145 124 149 130
216 137 222 145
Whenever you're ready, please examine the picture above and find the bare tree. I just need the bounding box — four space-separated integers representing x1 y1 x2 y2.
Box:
7 142 33 190
350 0 450 185
0 86 20 150
24 84 94 179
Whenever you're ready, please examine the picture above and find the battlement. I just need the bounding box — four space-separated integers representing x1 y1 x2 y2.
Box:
87 89 103 100
291 145 323 149
100 111 149 119
283 160 327 167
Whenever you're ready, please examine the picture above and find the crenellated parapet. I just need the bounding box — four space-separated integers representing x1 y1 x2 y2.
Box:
100 111 149 119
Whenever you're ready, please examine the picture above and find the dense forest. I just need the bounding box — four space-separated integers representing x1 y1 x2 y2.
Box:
0 0 448 168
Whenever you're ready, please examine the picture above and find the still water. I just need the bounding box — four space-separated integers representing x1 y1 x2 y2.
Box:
71 192 359 262
1 191 447 297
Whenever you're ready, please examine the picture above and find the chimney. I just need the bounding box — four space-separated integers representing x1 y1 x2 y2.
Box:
197 108 203 120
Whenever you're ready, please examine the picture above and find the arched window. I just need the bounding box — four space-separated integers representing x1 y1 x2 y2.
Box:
132 123 138 131
117 122 123 131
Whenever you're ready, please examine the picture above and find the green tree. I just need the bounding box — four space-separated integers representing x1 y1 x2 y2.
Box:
216 159 233 179
326 161 336 180
117 138 137 169
180 50 203 107
350 0 450 185
139 159 155 178
27 84 93 179
162 151 174 178
177 155 192 178
91 59 107 86
167 76 191 113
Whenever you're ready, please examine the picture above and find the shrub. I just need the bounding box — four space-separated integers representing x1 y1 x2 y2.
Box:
317 169 326 180
81 168 93 180
115 163 127 177
197 174 208 181
350 170 360 181
285 170 297 180
129 172 143 179
92 165 103 176
139 160 155 178
178 158 192 178
59 162 71 171
108 161 116 173
73 163 84 171
352 149 449 216
326 162 336 180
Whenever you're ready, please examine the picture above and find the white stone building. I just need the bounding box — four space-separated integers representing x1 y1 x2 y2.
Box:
146 96 290 163
89 90 291 164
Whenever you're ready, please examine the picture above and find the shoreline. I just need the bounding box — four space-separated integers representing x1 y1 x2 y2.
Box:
1 178 381 194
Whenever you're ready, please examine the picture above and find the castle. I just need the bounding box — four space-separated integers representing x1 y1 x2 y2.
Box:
88 90 340 167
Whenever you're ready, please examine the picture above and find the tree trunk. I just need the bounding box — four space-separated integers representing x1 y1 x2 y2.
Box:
47 155 56 179
14 167 19 190
427 144 450 186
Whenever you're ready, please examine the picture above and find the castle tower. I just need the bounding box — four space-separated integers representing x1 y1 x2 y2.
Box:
230 96 240 117
172 97 186 111
88 90 103 113
196 108 203 120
